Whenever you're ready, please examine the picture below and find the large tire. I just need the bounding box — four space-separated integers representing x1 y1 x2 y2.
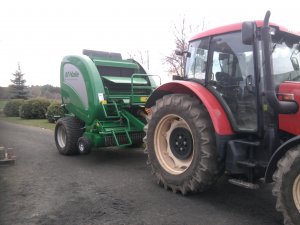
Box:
54 117 84 155
145 94 223 194
272 146 300 225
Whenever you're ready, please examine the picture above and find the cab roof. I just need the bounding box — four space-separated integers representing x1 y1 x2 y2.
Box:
189 20 298 42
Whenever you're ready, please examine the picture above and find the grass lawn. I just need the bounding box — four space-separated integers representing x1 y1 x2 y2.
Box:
0 115 55 130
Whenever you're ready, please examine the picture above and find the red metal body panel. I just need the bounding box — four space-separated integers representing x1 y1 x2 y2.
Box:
279 82 300 135
156 81 234 135
190 21 288 41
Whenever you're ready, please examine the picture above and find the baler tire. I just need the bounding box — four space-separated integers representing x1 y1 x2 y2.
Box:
54 117 84 155
272 146 300 225
77 136 92 155
145 94 223 194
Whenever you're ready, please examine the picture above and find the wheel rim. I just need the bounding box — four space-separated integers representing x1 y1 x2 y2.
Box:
78 141 85 152
293 173 300 212
57 126 66 148
154 114 194 175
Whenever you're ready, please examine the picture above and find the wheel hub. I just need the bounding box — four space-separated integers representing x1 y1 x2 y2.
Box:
170 127 193 160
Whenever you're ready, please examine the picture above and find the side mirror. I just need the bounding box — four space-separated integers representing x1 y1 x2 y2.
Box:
175 50 183 56
242 22 255 45
175 50 191 57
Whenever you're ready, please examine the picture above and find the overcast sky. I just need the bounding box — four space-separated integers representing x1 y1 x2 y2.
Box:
1 0 300 87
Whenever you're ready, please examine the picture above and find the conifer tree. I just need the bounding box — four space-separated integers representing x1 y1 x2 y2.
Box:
9 63 28 99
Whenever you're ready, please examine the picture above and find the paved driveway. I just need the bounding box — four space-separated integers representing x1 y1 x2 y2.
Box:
0 121 282 225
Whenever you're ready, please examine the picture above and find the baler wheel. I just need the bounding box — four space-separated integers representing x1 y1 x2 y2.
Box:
77 136 92 155
54 117 84 155
145 94 223 194
272 146 300 225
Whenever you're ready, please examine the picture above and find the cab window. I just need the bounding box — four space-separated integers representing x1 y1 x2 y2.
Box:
208 31 257 131
186 38 209 81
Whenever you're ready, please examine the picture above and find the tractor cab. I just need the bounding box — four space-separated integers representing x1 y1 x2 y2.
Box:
145 11 300 224
184 21 300 134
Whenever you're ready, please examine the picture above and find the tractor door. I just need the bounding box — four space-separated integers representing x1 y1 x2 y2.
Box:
206 31 258 132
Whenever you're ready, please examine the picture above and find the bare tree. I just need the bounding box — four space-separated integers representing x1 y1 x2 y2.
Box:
127 50 150 70
163 17 207 77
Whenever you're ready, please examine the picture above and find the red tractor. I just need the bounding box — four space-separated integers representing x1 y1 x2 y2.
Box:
145 11 300 225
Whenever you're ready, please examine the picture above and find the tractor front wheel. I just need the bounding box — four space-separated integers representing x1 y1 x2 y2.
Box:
54 117 84 155
145 94 223 194
273 146 300 225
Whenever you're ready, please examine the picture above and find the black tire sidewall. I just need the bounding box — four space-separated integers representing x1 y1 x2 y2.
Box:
54 117 84 155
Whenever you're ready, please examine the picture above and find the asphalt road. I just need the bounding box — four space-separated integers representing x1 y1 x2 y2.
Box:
0 121 283 225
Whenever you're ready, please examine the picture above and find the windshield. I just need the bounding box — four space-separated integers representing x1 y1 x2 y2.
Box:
271 32 300 85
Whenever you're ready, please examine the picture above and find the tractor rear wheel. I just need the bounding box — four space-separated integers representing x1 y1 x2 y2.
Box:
145 94 223 194
55 117 84 155
272 146 300 225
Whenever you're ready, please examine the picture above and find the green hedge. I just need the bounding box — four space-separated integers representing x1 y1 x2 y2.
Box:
19 98 51 119
46 102 65 123
3 99 24 117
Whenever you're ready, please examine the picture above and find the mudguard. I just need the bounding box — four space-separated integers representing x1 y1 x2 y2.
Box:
265 135 300 183
146 81 234 135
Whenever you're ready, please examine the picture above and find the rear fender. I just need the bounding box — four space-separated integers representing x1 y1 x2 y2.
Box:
146 81 233 135
265 135 300 183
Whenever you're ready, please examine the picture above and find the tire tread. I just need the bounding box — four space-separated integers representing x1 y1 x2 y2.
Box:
145 94 223 194
55 117 84 155
272 147 300 225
